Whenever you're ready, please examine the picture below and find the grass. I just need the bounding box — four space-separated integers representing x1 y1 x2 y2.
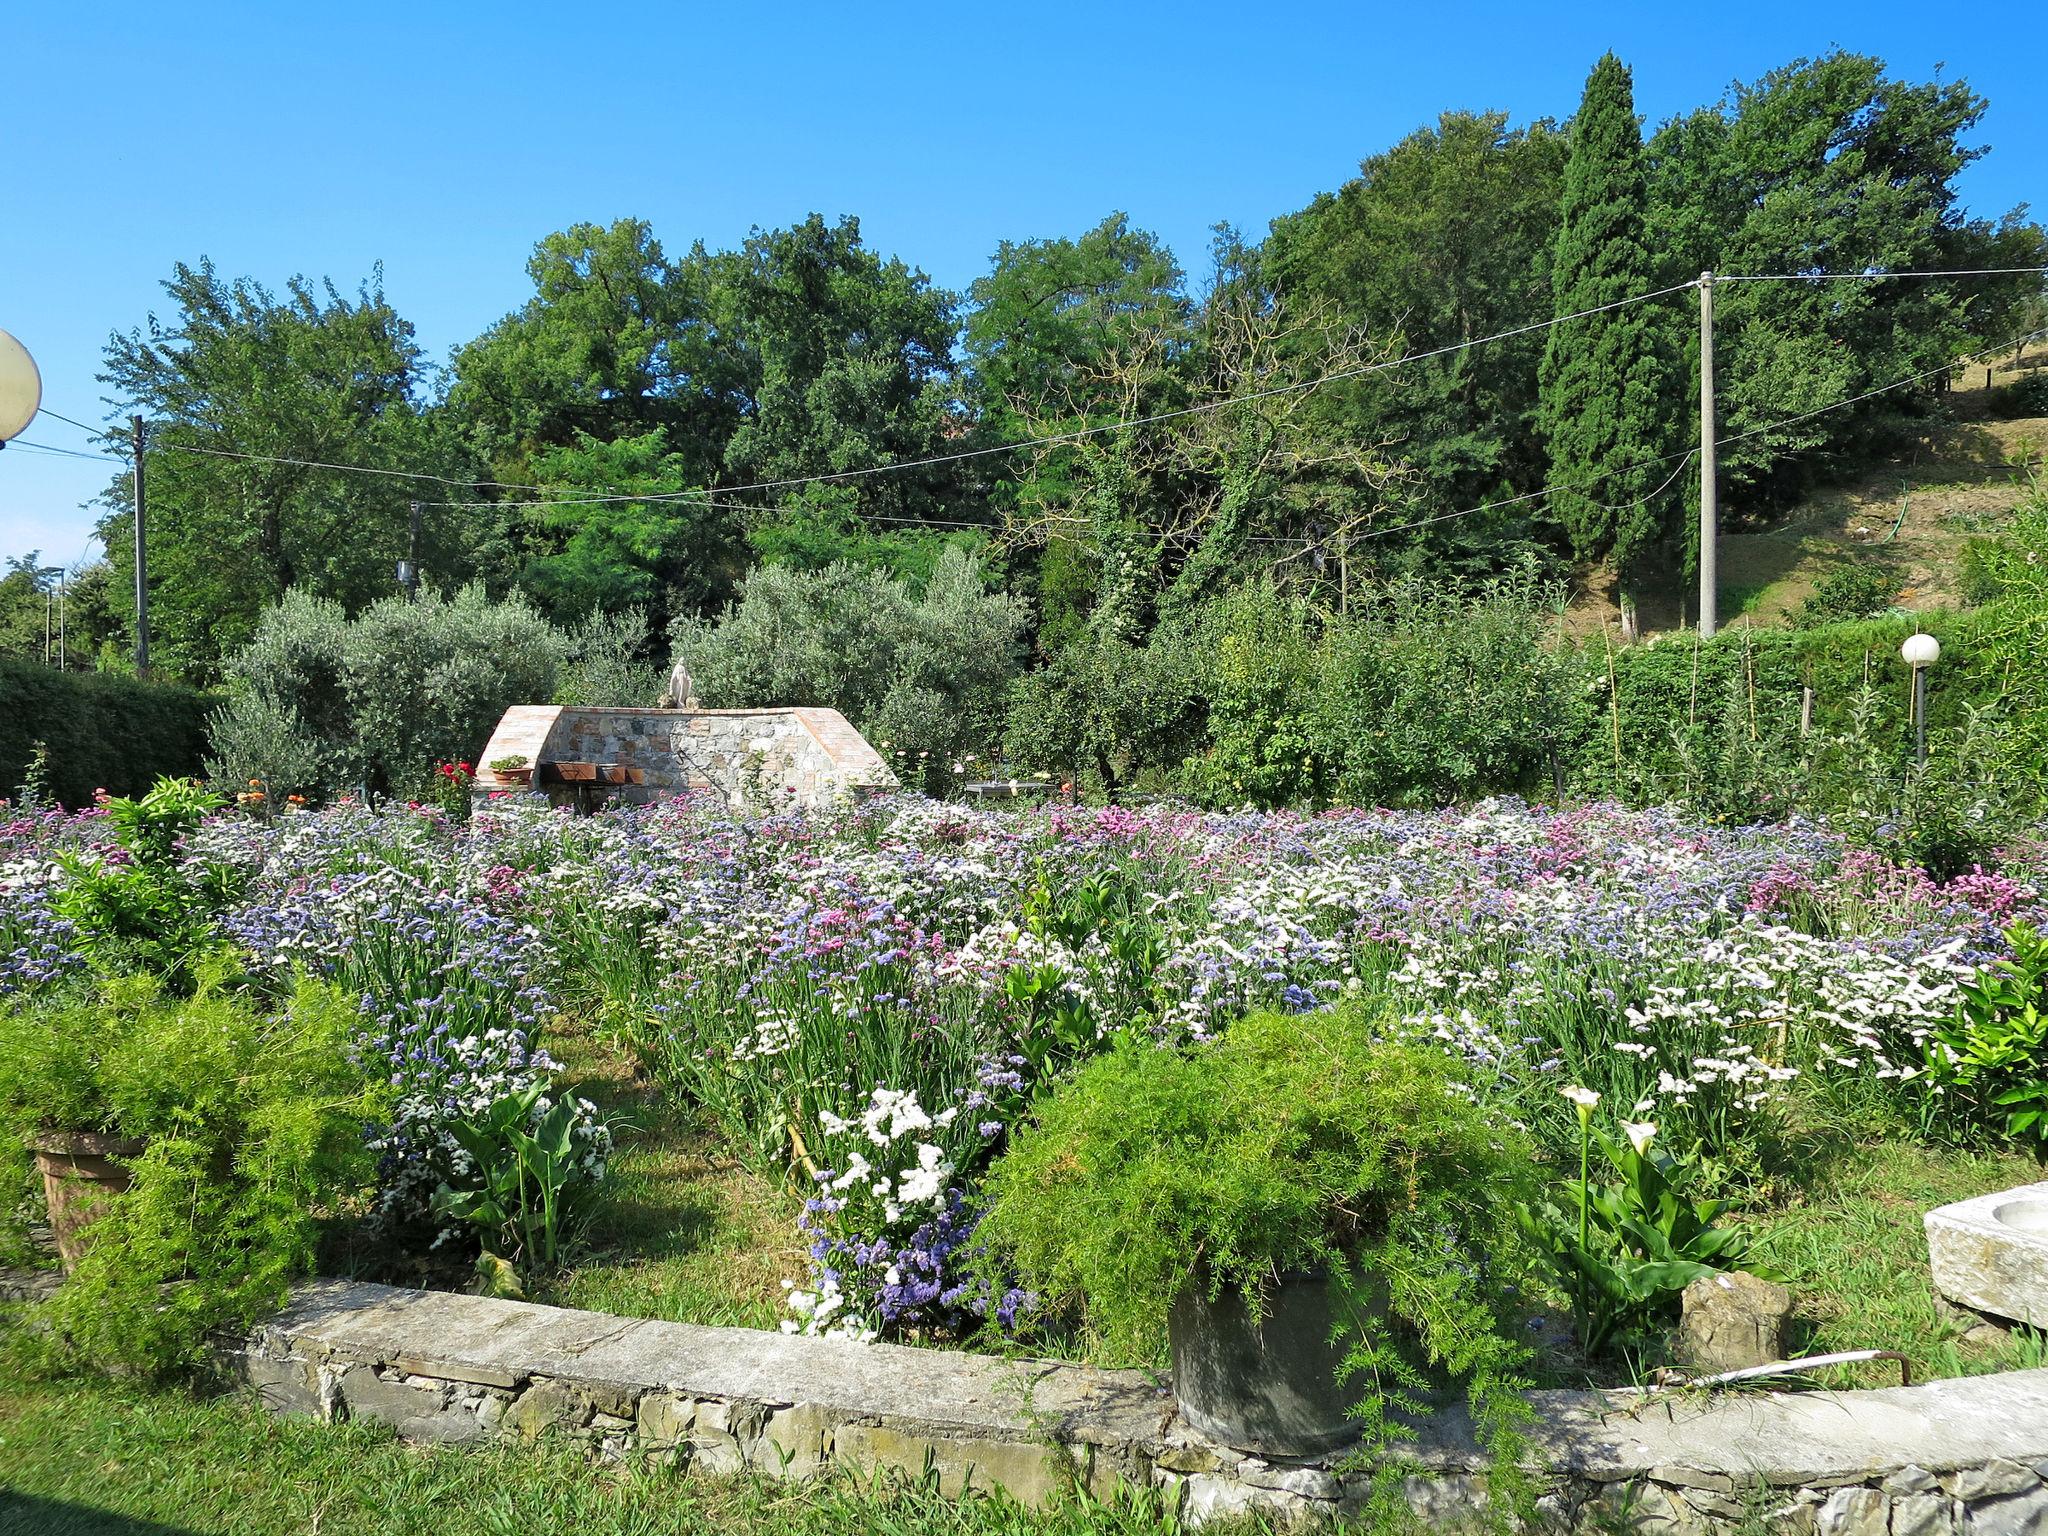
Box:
531 1022 799 1330
0 1364 1211 1536
1749 1137 2048 1387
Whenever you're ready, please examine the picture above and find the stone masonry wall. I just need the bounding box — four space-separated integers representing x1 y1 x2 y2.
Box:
234 1280 2048 1532
472 706 896 811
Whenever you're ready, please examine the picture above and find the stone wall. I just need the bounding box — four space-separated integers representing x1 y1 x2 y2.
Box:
234 1279 2048 1532
472 705 895 811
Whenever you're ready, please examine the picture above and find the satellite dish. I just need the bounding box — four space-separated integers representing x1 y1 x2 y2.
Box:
0 329 42 444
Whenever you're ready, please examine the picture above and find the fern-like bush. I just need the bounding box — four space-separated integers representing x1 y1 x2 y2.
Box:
4 971 387 1381
979 1005 1533 1449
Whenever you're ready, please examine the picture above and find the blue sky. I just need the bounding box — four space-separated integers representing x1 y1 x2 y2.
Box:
4 0 2042 566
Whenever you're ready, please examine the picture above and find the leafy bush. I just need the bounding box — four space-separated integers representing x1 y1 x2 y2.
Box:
204 693 330 806
430 1082 612 1271
1795 561 1902 628
1002 623 1207 796
1313 569 1584 808
221 585 565 799
980 1004 1531 1438
675 549 1026 794
1517 1096 1764 1356
554 607 666 708
6 972 383 1380
1181 583 1324 808
0 659 213 809
53 778 242 985
1926 921 2048 1159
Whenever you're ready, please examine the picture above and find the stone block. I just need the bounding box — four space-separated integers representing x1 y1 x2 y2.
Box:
1891 1493 1956 1536
831 1422 1076 1507
1589 1480 1710 1534
1927 1184 2048 1330
237 1351 321 1416
1953 1461 2043 1502
1966 1484 2048 1536
1679 1271 1795 1372
751 1402 832 1479
1889 1468 1944 1496
504 1379 593 1443
636 1392 694 1449
1816 1487 1888 1536
335 1365 483 1444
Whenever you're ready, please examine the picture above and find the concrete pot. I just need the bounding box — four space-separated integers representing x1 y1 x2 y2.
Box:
1168 1270 1367 1456
32 1130 144 1272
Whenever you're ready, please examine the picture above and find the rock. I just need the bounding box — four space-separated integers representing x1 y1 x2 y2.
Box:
635 1392 694 1449
1890 1493 1956 1536
1926 1184 2048 1331
335 1365 482 1444
1678 1271 1796 1373
504 1380 592 1444
1965 1484 2048 1536
1953 1461 2042 1502
1887 1468 1943 1496
1815 1486 1887 1536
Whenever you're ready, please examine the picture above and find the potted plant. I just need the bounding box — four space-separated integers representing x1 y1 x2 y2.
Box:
487 753 533 787
980 1004 1533 1457
0 981 150 1271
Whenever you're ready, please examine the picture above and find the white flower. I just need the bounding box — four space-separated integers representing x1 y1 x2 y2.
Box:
1560 1085 1600 1111
1620 1120 1657 1156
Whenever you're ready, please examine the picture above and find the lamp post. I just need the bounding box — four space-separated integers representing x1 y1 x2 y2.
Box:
1901 632 1940 769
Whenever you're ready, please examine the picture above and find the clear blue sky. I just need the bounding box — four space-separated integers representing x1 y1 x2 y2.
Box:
4 0 2042 568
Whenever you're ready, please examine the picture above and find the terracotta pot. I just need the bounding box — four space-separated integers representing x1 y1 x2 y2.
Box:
493 766 534 787
1168 1269 1379 1456
32 1130 144 1272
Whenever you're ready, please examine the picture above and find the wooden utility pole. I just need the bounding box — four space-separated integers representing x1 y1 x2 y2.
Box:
1698 272 1718 640
406 500 423 599
130 414 150 679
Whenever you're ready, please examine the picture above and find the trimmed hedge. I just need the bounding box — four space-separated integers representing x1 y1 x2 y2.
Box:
1577 603 2048 805
0 660 214 808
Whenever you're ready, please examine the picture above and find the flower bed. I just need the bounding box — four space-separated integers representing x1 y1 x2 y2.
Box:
4 790 2043 1387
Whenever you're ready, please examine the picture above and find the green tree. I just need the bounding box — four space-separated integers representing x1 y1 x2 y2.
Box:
1647 54 2048 516
1538 55 1681 632
1264 112 1568 567
97 262 469 681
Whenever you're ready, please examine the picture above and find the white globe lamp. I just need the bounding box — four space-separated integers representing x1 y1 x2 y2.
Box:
1901 633 1939 766
0 329 42 445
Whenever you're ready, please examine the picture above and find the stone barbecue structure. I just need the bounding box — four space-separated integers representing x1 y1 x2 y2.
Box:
236 1279 2048 1532
473 705 895 811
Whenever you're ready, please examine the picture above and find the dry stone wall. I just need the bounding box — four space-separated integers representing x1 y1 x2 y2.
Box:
233 1279 2048 1532
472 705 895 810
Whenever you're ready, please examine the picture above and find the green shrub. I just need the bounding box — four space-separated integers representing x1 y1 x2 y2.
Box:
222 584 566 799
980 1004 1532 1448
554 607 666 708
2 972 384 1380
676 549 1026 794
53 778 243 985
0 660 212 808
1926 921 2048 1159
1314 569 1585 808
1002 623 1207 796
1180 583 1324 808
1795 561 1902 628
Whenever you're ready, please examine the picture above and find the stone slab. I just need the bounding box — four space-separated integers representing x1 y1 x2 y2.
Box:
1927 1183 2048 1330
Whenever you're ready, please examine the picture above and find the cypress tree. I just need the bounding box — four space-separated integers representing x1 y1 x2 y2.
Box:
1538 54 1679 631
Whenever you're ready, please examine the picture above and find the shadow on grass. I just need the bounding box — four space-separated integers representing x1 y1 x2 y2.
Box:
0 1492 202 1535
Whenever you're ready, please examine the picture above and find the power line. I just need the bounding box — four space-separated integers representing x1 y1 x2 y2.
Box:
5 438 115 463
1721 265 2048 283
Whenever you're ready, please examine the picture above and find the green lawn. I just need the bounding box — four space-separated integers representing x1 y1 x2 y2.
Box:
0 1367 1205 1536
1748 1137 2048 1386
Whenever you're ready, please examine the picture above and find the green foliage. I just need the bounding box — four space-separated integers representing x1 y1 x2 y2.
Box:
980 1006 1531 1394
675 549 1026 794
1926 922 2048 1159
1648 53 2046 516
204 691 330 806
221 584 565 799
1181 583 1324 808
1002 623 1207 797
1538 54 1681 595
1314 569 1586 807
431 1082 611 1270
554 606 667 708
0 658 212 808
53 778 241 984
11 973 382 1381
1795 561 1903 628
1265 111 1566 542
1518 1106 1763 1356
98 261 474 681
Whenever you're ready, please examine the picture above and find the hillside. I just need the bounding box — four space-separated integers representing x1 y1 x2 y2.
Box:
1568 345 2048 637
